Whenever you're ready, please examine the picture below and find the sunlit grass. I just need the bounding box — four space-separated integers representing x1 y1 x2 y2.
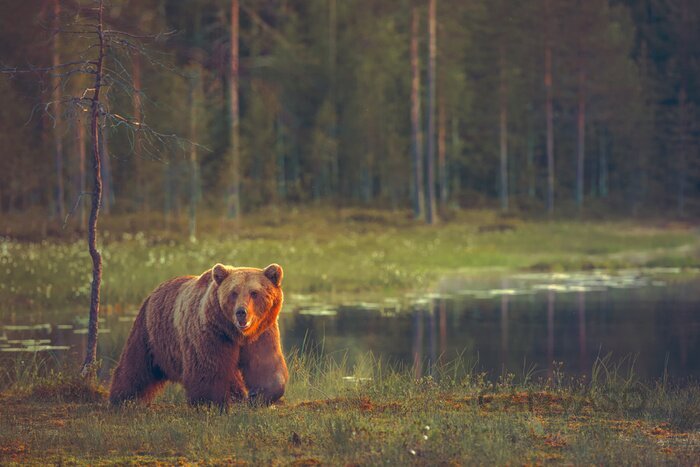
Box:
1 208 697 312
1 351 699 464
1 208 698 462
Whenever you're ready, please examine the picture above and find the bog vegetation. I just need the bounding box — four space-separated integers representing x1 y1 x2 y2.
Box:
2 350 700 464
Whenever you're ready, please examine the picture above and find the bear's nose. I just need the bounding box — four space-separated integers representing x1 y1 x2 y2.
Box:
235 307 247 320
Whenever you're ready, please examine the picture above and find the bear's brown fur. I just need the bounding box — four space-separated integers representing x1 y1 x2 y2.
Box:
109 263 288 407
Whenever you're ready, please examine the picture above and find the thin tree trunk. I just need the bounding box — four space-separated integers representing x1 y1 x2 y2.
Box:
450 116 461 199
599 128 608 198
677 0 689 215
426 0 438 224
132 53 145 211
677 86 687 215
81 0 105 377
276 116 286 200
51 0 65 219
499 42 508 212
544 12 554 216
410 6 425 219
188 63 201 241
576 66 586 210
227 0 241 218
164 162 173 226
100 108 112 215
328 0 338 197
526 103 535 199
76 115 86 228
438 95 447 204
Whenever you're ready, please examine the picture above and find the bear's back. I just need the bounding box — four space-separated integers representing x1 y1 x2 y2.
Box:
144 275 203 381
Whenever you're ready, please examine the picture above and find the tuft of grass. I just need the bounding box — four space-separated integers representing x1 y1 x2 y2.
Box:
20 372 107 403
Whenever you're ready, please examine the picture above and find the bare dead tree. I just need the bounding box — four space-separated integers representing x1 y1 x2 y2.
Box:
81 0 106 378
2 0 191 379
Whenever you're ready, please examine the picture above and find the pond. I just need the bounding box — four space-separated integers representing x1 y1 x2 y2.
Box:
1 269 699 383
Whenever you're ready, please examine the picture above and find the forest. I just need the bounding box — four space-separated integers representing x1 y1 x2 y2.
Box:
1 0 699 228
2 1 700 464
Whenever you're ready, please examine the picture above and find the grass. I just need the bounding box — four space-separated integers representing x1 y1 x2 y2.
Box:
1 352 699 465
1 207 698 311
1 208 699 464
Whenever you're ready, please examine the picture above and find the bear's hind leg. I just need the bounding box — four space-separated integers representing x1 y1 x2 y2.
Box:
109 308 166 405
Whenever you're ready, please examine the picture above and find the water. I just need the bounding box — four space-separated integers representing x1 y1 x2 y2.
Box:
1 270 699 382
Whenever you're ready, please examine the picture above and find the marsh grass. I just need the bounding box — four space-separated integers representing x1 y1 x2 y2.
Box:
1 351 699 464
2 209 699 463
1 208 698 312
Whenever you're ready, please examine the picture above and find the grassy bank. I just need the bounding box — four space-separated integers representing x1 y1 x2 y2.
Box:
2 209 700 464
1 208 698 310
1 353 699 465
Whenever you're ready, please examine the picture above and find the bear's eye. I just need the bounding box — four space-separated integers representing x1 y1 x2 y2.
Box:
230 292 238 301
250 291 259 299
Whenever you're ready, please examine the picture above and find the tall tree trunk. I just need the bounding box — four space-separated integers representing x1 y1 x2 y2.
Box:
76 115 86 228
526 103 535 199
499 42 508 212
164 162 173 226
188 63 201 241
276 115 286 200
677 86 688 216
599 128 608 198
328 0 338 197
227 0 241 218
50 0 65 219
576 66 586 210
677 0 689 216
81 0 105 377
99 104 112 215
410 6 425 219
544 22 554 215
438 95 447 204
132 53 145 211
450 116 461 200
425 0 438 224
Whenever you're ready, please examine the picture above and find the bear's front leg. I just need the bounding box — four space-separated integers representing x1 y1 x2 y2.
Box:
230 368 248 401
184 375 232 408
240 322 288 404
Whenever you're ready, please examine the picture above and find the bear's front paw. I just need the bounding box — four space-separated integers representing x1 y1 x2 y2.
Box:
231 385 249 402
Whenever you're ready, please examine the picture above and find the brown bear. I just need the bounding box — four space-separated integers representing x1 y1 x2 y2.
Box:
109 263 288 407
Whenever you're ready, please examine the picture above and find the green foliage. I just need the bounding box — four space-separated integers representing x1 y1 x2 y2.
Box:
1 0 698 216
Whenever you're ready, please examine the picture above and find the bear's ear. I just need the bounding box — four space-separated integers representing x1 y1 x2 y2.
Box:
212 263 230 285
263 263 283 287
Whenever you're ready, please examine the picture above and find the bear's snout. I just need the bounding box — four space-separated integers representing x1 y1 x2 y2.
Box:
235 307 248 327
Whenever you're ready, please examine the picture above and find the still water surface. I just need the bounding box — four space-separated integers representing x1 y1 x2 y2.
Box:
1 270 699 382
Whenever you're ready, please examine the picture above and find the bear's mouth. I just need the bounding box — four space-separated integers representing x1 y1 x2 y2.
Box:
235 320 251 331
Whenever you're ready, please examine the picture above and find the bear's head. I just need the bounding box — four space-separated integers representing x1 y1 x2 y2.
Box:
211 263 284 340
